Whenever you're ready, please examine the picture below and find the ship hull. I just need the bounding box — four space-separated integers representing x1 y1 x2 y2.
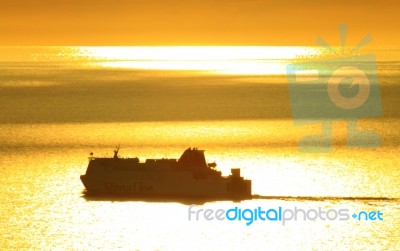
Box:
81 169 251 199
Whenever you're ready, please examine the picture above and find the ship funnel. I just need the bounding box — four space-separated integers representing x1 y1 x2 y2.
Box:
178 147 207 168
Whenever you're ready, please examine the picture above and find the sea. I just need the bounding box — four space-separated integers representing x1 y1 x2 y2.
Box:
0 46 399 250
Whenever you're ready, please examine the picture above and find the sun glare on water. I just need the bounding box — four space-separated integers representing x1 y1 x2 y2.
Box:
82 46 318 75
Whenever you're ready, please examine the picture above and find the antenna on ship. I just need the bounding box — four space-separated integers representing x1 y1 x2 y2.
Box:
113 144 120 159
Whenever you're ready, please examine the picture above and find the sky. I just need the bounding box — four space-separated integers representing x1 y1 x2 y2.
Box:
0 0 399 45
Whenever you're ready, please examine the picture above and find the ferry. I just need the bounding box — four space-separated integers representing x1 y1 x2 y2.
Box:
80 147 252 199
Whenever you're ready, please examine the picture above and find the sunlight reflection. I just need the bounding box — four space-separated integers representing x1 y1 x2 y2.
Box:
82 46 320 75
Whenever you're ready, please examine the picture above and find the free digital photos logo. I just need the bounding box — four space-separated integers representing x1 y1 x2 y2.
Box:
286 24 382 152
188 205 384 226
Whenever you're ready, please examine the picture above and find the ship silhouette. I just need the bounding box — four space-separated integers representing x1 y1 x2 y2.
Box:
80 147 252 199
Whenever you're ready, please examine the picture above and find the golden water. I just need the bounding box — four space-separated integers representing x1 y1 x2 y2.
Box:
0 47 399 250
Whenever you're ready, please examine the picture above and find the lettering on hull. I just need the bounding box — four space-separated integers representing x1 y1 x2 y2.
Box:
104 182 154 194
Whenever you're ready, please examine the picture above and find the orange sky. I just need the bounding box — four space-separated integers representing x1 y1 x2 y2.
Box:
0 0 399 45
